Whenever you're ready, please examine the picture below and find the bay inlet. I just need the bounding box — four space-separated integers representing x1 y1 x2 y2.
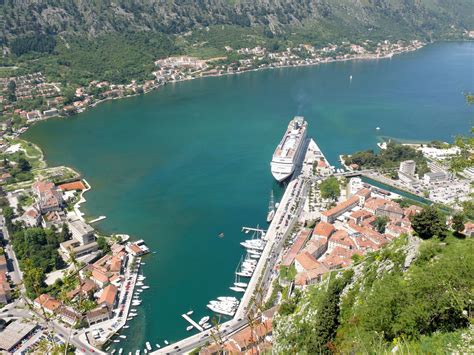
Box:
23 41 473 352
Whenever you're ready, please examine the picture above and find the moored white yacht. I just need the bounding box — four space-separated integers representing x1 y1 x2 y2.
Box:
229 286 245 292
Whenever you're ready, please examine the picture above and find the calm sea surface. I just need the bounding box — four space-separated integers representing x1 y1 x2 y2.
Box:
24 42 474 352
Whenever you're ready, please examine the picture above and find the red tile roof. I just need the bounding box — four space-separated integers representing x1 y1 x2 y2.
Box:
314 222 335 238
329 230 356 249
322 195 359 218
363 197 387 212
281 229 312 267
34 294 62 312
295 251 321 271
98 284 118 306
58 180 86 191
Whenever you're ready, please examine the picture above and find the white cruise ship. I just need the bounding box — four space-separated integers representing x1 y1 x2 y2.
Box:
270 116 308 182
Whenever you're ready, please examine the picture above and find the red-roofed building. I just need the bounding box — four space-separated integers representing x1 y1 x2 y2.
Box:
20 206 41 227
303 238 327 259
57 180 87 191
0 254 7 273
98 284 118 308
280 229 312 267
328 230 356 250
321 247 360 270
313 222 335 239
86 304 112 326
89 267 110 287
295 263 329 287
404 205 423 218
321 195 359 223
363 197 387 214
317 159 327 168
34 294 62 314
386 223 410 238
376 202 404 220
294 251 322 273
224 320 272 353
349 209 373 225
354 236 380 252
126 243 145 256
355 188 371 204
32 180 64 214
57 306 82 326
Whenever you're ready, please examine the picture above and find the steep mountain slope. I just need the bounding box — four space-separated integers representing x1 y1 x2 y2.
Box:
273 234 474 353
1 0 473 40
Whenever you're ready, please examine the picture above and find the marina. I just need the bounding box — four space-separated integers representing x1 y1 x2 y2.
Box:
22 42 473 353
181 313 204 332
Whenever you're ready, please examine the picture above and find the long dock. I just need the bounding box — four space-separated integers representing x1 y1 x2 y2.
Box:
181 314 204 332
153 139 317 354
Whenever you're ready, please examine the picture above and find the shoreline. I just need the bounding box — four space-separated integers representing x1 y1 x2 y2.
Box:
19 42 425 132
10 41 429 352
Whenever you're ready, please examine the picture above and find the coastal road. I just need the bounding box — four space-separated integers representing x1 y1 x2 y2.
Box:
1 216 23 286
155 177 308 354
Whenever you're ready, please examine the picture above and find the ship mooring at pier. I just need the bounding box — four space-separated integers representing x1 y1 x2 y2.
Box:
152 116 333 353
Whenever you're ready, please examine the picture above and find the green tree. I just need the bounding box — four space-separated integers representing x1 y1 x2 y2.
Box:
6 80 16 102
59 223 70 243
17 157 31 172
96 236 110 254
374 215 390 233
410 206 447 240
23 260 46 298
320 177 340 200
3 206 14 222
451 213 465 235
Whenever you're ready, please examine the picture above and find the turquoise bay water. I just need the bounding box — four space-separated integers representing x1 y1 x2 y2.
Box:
24 42 473 352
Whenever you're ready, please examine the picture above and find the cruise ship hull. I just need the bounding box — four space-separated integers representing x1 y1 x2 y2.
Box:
270 116 308 182
270 168 294 182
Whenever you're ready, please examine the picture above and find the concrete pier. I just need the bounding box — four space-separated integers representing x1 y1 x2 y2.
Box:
181 314 204 332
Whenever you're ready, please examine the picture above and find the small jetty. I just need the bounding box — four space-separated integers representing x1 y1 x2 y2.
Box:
89 215 107 223
181 313 204 332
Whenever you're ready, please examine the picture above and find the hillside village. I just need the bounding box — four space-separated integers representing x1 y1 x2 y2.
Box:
0 39 423 136
0 165 151 352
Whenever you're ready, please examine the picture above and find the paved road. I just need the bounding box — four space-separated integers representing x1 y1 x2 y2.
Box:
154 177 309 354
1 216 23 286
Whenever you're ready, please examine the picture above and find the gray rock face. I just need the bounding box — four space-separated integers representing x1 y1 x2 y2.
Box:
2 0 473 38
403 234 421 270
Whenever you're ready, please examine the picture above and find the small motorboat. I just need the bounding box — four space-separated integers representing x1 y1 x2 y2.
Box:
218 232 225 238
230 286 245 293
198 316 210 325
186 325 194 331
186 310 193 315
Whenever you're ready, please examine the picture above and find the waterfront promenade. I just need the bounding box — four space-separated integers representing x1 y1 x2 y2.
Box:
153 141 315 354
